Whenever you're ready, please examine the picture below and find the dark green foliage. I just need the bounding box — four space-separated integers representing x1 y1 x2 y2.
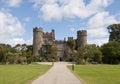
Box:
107 24 120 42
44 45 58 62
101 24 120 64
0 44 33 64
0 44 17 64
68 51 78 62
33 44 58 62
67 39 75 50
101 41 120 64
69 44 102 64
77 45 102 64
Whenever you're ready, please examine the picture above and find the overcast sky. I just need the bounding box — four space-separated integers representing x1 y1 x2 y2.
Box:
0 0 120 46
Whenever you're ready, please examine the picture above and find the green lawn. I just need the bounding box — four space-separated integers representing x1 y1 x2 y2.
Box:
0 64 51 84
68 64 120 84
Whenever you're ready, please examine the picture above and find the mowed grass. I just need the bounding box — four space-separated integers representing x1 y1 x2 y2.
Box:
0 64 51 84
68 64 120 84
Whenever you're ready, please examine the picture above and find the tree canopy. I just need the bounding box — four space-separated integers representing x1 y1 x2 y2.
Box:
69 44 102 64
107 24 120 42
67 39 75 50
101 41 120 64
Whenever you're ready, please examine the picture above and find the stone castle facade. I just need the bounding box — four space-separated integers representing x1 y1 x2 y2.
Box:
33 27 87 60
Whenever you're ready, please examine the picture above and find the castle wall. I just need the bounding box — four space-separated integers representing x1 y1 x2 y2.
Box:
43 29 55 45
55 40 66 61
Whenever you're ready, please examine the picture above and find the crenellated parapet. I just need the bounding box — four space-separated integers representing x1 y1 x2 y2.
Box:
33 27 43 32
54 40 65 44
77 30 87 36
68 37 74 41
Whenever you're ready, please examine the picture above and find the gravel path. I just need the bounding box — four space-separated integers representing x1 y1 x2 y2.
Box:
31 62 82 84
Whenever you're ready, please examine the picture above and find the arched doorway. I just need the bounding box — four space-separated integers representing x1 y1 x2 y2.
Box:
60 57 62 61
58 57 62 61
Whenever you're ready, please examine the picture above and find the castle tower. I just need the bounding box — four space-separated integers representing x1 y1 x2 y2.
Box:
77 30 87 49
33 27 43 56
52 29 55 40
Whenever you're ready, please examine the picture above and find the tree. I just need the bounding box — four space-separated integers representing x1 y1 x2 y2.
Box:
77 44 102 64
14 44 33 64
37 44 58 62
107 24 120 42
0 44 5 63
67 39 75 51
101 41 120 64
0 44 17 64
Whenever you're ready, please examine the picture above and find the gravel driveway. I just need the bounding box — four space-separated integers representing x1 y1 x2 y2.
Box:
32 62 82 84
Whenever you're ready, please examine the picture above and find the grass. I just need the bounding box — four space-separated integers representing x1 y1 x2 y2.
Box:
0 64 51 84
68 64 120 84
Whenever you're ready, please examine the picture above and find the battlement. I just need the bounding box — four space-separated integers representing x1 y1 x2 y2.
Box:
77 30 87 36
54 40 65 44
68 37 74 40
33 27 43 32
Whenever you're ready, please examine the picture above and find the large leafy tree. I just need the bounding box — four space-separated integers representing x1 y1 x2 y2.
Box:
101 41 120 64
0 43 33 64
67 39 75 51
14 44 33 63
76 44 102 64
43 44 58 61
0 44 5 63
0 44 17 64
107 24 120 42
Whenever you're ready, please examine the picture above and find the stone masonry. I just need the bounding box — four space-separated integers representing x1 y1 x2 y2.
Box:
33 27 87 60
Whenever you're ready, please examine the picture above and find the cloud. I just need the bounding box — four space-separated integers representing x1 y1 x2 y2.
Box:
88 11 117 28
40 3 62 20
87 11 119 46
88 38 109 46
0 10 25 46
32 0 113 21
70 28 76 32
8 37 33 46
3 0 22 7
24 17 31 22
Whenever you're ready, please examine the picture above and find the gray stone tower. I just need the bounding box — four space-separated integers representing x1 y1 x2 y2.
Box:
52 29 55 40
33 27 43 56
77 30 87 48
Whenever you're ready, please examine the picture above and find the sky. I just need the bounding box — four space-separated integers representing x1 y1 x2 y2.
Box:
0 0 120 46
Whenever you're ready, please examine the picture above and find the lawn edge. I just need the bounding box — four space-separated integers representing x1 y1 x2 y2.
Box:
67 65 86 84
28 65 52 84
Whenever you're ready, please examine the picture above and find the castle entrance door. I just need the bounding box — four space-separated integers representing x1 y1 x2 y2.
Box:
58 56 62 61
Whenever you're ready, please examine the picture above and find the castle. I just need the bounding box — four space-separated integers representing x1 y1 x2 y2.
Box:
33 27 87 61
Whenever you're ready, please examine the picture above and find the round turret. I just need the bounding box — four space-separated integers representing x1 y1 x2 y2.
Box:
33 27 43 56
77 30 87 48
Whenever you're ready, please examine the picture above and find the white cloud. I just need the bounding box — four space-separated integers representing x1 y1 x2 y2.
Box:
24 17 31 22
88 28 108 38
4 0 22 7
88 38 108 46
88 11 117 28
87 11 119 46
32 0 113 21
0 10 25 46
8 37 33 46
70 28 76 32
40 3 62 21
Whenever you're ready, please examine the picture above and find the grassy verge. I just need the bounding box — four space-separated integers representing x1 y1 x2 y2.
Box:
0 64 51 84
68 64 120 84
